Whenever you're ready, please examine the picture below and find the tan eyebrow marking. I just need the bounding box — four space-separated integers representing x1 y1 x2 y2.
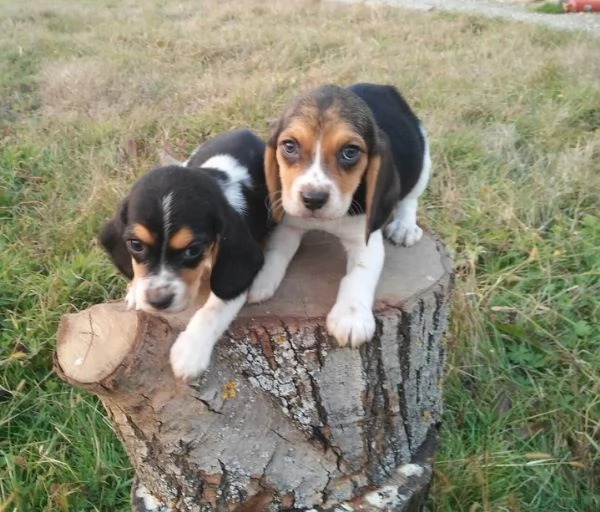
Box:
169 227 194 250
131 224 156 245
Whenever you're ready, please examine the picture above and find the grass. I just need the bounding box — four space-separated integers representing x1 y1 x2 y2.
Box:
534 2 566 15
0 0 598 510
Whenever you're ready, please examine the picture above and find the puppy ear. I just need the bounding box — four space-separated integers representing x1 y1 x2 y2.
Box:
210 210 264 301
98 197 133 279
264 120 283 223
364 130 401 242
156 147 182 167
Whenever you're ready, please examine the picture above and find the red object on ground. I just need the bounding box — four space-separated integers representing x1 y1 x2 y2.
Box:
563 0 600 12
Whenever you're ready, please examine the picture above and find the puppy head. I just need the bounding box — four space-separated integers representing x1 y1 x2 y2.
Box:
265 84 399 238
99 166 263 313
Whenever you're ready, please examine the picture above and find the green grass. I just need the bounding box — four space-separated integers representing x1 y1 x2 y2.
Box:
1 0 599 510
534 2 566 15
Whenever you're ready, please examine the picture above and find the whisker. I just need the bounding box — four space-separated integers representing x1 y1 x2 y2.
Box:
349 199 364 216
269 198 283 214
265 191 284 221
265 190 282 208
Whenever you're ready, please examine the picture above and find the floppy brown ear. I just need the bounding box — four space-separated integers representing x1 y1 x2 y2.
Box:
264 121 283 223
364 130 401 242
98 197 133 279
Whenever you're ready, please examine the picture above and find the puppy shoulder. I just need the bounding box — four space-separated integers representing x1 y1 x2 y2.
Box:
185 129 265 169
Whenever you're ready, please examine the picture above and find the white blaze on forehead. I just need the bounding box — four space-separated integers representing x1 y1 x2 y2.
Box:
294 141 334 189
161 191 175 259
304 141 328 184
161 192 175 237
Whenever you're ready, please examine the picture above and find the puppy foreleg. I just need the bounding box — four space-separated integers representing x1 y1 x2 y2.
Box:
125 278 146 310
247 220 304 303
170 292 246 380
326 229 385 348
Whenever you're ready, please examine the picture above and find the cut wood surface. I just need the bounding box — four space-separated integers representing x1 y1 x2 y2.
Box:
55 231 454 512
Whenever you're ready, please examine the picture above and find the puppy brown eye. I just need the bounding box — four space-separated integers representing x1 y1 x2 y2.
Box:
338 145 361 167
281 140 299 157
127 238 145 255
182 243 203 261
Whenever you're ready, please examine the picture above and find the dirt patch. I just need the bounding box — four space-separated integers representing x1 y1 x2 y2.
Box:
334 0 600 33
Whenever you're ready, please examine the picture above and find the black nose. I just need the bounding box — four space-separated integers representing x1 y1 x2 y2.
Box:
146 291 174 310
301 190 329 210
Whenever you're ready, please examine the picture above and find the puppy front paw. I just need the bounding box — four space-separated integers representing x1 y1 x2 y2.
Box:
125 281 140 310
384 220 423 247
326 300 376 348
170 328 213 381
247 269 281 304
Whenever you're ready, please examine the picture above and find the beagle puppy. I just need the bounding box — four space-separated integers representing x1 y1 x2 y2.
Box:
99 129 269 380
248 83 431 347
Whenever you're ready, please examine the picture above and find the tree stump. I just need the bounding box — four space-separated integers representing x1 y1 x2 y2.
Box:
54 231 454 512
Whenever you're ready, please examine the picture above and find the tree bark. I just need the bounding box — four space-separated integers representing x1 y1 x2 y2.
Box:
54 231 454 512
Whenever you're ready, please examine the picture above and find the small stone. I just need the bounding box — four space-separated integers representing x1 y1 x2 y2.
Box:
397 463 424 478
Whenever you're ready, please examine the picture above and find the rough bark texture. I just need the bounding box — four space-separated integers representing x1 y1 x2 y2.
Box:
54 231 454 512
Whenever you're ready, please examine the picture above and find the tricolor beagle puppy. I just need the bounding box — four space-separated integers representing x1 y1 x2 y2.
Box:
248 83 431 347
99 129 269 380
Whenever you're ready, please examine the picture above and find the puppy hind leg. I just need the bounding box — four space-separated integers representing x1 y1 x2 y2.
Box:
384 197 423 247
384 125 431 247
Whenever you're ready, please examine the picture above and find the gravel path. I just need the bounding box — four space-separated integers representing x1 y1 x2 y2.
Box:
334 0 600 34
